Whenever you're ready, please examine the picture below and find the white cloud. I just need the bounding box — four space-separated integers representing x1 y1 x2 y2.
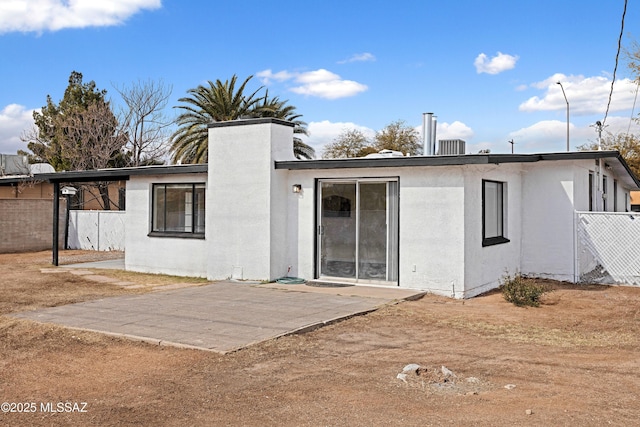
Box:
507 120 572 152
256 68 368 100
304 120 375 154
0 104 35 154
474 52 519 75
0 0 161 34
519 74 639 115
255 69 294 84
472 115 640 155
435 121 475 141
600 115 640 136
338 52 376 64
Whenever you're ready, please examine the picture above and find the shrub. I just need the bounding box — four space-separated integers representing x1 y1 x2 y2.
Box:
500 274 551 307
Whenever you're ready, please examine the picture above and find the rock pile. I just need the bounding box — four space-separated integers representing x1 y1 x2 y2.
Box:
396 363 491 395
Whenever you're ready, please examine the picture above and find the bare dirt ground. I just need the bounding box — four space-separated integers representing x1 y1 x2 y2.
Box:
1 250 640 426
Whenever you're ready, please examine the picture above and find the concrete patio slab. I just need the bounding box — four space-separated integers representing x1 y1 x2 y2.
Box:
13 281 424 353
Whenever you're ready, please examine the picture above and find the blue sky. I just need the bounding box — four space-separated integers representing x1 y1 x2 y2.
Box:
1 0 640 158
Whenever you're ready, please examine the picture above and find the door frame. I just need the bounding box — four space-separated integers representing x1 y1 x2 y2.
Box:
314 177 399 286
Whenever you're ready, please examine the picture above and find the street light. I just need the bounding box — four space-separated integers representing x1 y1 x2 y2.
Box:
556 82 569 151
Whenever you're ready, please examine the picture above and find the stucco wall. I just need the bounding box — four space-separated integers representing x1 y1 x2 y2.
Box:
286 166 467 296
207 121 295 281
462 164 523 298
125 173 208 277
519 161 576 281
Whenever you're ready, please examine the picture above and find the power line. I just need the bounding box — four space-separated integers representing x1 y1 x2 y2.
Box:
628 80 639 135
602 0 628 127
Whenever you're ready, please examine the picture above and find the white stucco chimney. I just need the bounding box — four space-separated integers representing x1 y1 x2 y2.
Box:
206 118 295 281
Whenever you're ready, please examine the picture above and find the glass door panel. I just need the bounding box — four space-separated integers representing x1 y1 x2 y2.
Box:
319 182 356 278
358 183 387 280
318 179 398 284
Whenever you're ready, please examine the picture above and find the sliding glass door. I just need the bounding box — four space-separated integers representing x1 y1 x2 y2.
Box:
318 179 398 284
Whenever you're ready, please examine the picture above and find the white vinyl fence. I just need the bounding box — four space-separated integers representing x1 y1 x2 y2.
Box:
576 212 640 286
68 210 125 251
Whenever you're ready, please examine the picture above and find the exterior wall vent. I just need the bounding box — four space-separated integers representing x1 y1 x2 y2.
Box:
437 139 466 156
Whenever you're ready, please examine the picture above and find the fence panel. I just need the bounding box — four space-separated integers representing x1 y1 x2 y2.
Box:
68 210 125 251
576 212 640 286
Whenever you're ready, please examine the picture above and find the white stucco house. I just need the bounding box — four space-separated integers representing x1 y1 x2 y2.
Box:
43 118 640 298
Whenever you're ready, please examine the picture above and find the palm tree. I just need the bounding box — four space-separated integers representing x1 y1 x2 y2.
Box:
171 75 315 163
251 91 315 159
170 75 263 163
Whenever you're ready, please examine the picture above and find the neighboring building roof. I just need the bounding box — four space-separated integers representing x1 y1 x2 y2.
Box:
0 164 208 185
275 150 640 189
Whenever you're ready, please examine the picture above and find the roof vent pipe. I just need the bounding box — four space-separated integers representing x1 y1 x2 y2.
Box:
431 116 437 156
423 112 433 155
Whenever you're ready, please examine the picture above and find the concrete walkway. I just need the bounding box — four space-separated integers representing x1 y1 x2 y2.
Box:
14 281 424 353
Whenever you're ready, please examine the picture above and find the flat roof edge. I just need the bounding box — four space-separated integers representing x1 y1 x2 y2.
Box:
275 151 627 170
34 164 208 183
207 118 294 128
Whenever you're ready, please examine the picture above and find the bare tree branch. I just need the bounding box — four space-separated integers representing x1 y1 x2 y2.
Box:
115 79 173 166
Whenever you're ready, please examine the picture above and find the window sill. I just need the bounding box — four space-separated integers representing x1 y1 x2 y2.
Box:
148 231 205 239
482 236 510 247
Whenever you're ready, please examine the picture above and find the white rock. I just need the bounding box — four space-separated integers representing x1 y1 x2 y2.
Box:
441 365 456 377
504 384 517 390
402 364 421 373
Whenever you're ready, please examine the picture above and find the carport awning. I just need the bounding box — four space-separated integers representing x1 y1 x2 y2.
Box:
41 164 208 266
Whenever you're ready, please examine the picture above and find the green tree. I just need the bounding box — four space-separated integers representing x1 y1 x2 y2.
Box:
21 71 127 209
170 75 263 164
578 132 640 178
252 90 315 159
322 129 374 159
372 120 422 155
23 71 113 170
171 75 313 163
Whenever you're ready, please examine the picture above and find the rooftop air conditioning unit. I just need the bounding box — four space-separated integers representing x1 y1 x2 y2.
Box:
437 139 466 156
0 154 28 175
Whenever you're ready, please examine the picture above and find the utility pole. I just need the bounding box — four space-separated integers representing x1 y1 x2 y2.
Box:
508 139 515 154
595 121 604 210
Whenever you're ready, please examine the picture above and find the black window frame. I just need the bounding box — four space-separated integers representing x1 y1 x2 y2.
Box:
482 179 510 247
149 182 206 239
588 171 594 211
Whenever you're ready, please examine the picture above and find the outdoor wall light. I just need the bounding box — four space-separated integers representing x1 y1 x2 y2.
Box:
292 184 302 193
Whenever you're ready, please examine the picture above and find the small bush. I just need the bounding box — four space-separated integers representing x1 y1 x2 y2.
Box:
500 274 551 307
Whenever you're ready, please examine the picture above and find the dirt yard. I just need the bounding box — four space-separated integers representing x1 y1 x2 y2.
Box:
1 251 639 426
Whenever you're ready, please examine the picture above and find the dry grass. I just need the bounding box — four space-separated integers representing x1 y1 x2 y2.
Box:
0 250 208 314
2 251 640 426
96 268 209 286
437 317 639 347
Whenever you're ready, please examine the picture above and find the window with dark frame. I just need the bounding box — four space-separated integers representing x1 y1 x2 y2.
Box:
151 183 205 237
482 179 509 247
613 179 618 211
588 172 594 211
